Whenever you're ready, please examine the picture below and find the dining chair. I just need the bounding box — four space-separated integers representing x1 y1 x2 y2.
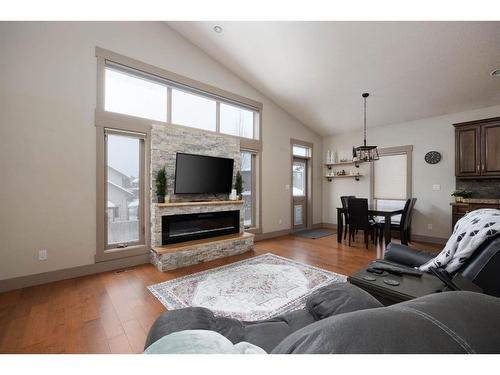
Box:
376 198 417 245
340 195 356 240
347 198 376 249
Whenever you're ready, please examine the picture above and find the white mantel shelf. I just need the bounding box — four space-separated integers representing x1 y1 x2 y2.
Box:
156 200 244 208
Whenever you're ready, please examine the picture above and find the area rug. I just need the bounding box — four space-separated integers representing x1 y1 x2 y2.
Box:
148 253 346 321
293 228 336 239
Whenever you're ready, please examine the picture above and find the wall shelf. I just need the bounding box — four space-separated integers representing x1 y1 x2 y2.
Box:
324 161 363 169
324 175 362 182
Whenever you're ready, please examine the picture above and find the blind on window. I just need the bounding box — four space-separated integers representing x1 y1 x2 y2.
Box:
373 153 407 200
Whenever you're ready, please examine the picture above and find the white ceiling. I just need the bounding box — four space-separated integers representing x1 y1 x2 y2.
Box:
168 21 500 136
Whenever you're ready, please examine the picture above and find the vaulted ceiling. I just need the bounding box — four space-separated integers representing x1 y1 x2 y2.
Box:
168 21 500 136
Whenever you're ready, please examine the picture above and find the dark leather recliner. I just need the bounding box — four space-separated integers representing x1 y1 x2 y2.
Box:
384 235 500 297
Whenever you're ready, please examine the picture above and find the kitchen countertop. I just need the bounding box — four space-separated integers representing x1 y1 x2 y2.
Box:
450 198 500 206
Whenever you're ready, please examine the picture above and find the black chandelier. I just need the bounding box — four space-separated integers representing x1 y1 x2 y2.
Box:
353 92 379 162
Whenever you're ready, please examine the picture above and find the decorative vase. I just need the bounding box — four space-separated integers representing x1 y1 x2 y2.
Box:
157 195 165 203
229 189 237 201
455 196 463 203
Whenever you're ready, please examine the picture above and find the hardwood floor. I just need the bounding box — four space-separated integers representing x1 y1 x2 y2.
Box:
0 234 441 354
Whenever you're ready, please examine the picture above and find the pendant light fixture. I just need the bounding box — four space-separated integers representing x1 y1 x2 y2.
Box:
353 92 379 162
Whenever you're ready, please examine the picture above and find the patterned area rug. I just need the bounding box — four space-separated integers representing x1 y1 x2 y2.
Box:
148 253 346 321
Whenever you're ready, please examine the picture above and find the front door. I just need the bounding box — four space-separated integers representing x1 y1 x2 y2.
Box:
292 157 308 230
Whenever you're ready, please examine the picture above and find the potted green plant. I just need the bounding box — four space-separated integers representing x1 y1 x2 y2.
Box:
451 189 473 203
234 171 244 200
155 167 167 203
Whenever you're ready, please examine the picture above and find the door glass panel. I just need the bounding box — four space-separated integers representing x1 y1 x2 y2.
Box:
293 160 306 196
294 205 303 226
106 134 140 245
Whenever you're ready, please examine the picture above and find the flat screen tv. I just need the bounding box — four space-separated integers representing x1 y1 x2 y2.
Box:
174 153 234 194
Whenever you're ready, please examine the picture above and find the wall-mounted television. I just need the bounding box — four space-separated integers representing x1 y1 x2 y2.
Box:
174 153 234 194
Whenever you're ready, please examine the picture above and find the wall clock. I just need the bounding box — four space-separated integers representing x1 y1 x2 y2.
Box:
425 151 441 164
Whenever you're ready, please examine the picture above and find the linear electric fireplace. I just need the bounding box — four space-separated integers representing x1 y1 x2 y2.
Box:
162 210 240 245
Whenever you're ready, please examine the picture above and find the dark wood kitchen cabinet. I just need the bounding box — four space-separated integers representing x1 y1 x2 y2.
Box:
454 117 500 178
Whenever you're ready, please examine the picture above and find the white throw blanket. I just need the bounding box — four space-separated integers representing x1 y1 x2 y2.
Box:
420 208 500 273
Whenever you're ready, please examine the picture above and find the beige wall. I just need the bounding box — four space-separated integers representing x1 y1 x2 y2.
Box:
322 104 500 241
0 22 323 280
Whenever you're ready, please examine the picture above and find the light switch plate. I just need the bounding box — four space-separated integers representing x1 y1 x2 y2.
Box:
285 184 290 190
432 184 441 191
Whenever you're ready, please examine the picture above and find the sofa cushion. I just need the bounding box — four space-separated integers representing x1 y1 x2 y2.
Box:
144 330 267 354
306 283 383 320
272 291 500 354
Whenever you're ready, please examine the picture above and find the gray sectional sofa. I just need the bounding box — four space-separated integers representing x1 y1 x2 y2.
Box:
144 283 500 353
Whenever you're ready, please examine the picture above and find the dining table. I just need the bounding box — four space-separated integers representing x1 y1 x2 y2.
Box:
337 206 404 246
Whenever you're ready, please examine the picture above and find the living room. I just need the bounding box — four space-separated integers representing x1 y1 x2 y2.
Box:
1 0 500 372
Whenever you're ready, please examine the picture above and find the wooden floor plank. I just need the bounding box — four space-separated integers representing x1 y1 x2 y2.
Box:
0 234 441 353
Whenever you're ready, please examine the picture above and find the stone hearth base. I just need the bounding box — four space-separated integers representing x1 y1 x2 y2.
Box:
150 233 254 272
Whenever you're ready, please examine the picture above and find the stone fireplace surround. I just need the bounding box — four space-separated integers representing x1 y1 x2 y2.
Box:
149 124 254 271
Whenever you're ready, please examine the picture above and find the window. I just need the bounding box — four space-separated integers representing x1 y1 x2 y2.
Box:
241 151 256 228
105 130 145 247
372 146 413 223
102 59 260 140
292 145 311 158
220 103 255 139
105 67 167 122
97 48 263 250
171 89 216 131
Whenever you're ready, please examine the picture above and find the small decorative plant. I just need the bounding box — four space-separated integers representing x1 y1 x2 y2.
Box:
234 171 244 200
155 167 167 203
451 189 473 202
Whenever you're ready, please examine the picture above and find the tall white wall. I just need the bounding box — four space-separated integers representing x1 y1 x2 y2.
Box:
0 22 323 280
322 105 500 241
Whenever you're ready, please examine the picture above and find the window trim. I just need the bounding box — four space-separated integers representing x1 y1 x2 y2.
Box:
241 149 258 230
370 145 413 204
96 127 151 263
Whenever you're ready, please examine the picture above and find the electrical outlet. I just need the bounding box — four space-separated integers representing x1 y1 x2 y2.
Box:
38 249 47 261
285 184 290 191
427 224 433 231
278 219 283 225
